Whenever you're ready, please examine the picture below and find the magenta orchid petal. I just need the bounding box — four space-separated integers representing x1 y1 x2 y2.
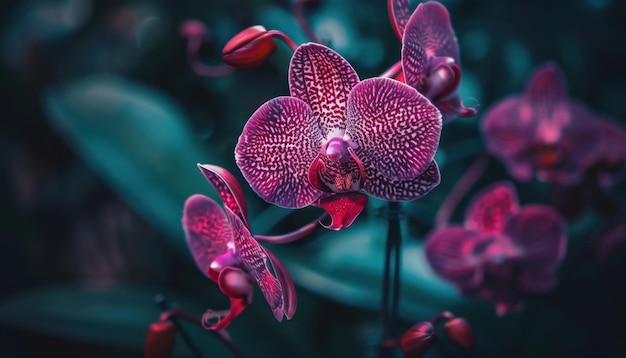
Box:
388 0 411 40
235 96 324 208
263 248 298 319
317 192 368 230
482 97 537 160
363 160 441 201
504 205 566 270
425 226 488 289
289 42 360 137
402 1 460 90
223 206 285 321
524 62 566 118
182 194 232 278
197 164 249 227
346 77 441 181
464 182 519 236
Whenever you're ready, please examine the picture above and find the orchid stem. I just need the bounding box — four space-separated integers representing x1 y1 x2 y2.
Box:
255 212 327 243
380 60 402 79
156 294 204 358
292 2 320 43
378 201 402 357
186 37 236 78
267 30 298 51
435 152 490 227
155 295 246 358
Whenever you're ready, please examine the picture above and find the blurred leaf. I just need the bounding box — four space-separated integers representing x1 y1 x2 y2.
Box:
43 74 212 254
0 284 232 357
268 220 461 319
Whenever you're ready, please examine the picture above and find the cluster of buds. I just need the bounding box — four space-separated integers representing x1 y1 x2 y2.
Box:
399 311 475 357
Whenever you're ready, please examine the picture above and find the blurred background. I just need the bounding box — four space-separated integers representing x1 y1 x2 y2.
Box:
1 0 625 357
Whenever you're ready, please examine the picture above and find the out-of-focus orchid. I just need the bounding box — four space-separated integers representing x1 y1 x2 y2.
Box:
182 164 303 330
425 182 566 315
235 42 442 230
390 1 476 123
482 63 603 185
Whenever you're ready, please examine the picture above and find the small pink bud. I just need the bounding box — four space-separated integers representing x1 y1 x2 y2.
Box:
145 321 176 358
400 321 436 358
179 20 208 39
222 25 277 68
443 317 476 350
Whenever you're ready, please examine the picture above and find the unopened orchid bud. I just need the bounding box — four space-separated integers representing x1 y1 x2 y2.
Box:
222 25 277 68
145 321 176 358
179 20 208 39
443 317 476 350
400 321 436 358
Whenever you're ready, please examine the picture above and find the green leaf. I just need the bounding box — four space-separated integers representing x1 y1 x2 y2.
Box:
267 220 461 319
0 285 225 356
43 75 212 254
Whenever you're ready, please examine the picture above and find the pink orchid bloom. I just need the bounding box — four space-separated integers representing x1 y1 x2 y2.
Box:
390 0 477 123
182 164 300 330
425 182 567 315
235 42 442 230
482 62 603 185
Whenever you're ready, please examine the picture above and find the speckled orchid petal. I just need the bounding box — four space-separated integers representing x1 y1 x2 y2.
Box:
347 77 441 181
197 164 249 227
524 63 566 119
224 206 284 321
504 205 566 271
402 1 460 90
263 248 298 319
482 97 537 160
425 226 488 289
464 182 519 236
363 160 440 201
317 192 368 230
289 43 360 137
388 0 411 39
182 194 232 278
235 96 323 208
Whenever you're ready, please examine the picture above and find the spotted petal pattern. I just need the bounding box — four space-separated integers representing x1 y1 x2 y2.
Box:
224 206 285 321
289 42 360 137
464 182 519 236
402 1 460 90
235 96 323 208
388 0 411 39
363 160 440 201
197 164 249 227
347 78 441 181
182 194 232 278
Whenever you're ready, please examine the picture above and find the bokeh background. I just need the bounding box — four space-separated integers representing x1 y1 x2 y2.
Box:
1 0 626 357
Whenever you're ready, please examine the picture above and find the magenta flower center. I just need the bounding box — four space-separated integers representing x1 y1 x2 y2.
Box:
324 137 351 163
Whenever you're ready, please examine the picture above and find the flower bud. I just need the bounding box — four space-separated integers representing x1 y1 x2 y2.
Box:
145 321 176 358
222 26 277 68
443 317 476 350
400 321 436 358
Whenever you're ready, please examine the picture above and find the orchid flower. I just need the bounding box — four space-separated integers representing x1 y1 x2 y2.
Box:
390 0 477 123
482 62 602 185
235 42 442 230
182 164 303 330
425 182 567 315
